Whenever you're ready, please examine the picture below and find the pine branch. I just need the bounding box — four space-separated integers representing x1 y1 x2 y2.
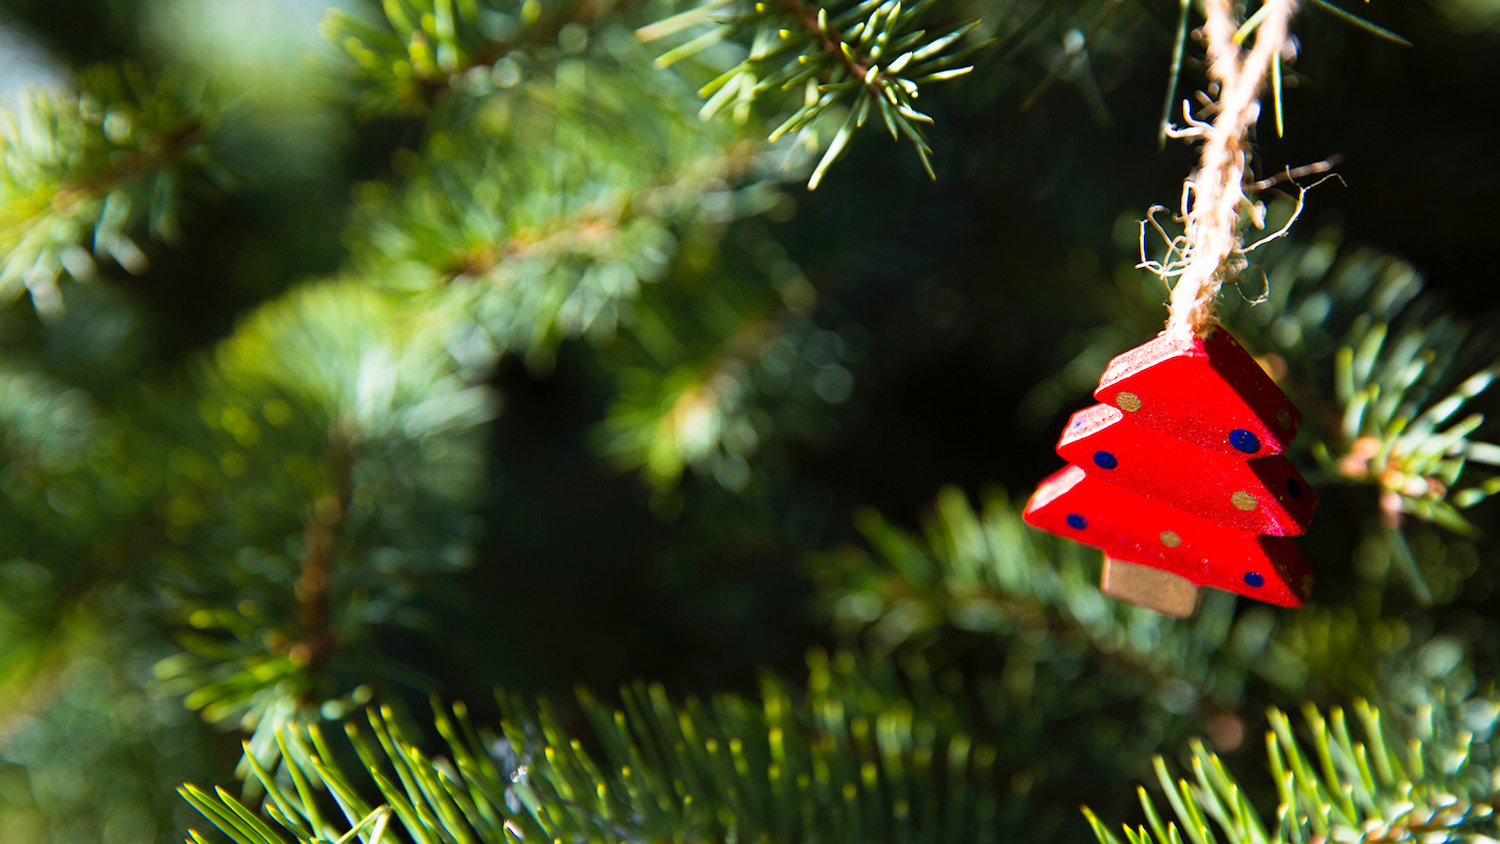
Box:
0 65 228 314
1087 696 1500 844
152 281 496 767
183 653 1009 844
637 0 988 187
355 131 772 372
334 7 797 373
594 239 853 494
1211 214 1500 543
597 310 789 493
321 0 619 115
154 0 803 758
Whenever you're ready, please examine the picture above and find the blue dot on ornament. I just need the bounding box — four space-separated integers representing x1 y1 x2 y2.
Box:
1244 572 1265 588
1286 478 1303 500
1093 451 1118 470
1065 513 1087 530
1229 429 1261 453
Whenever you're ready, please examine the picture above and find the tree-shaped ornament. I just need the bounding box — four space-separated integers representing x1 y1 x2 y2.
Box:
1023 0 1319 618
1024 325 1317 617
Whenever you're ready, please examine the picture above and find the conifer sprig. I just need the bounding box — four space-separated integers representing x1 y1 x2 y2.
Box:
1320 318 1499 537
1086 698 1500 844
182 653 1006 844
322 0 674 116
637 0 987 187
1216 221 1500 540
151 281 495 771
0 66 225 314
597 312 858 494
320 0 603 114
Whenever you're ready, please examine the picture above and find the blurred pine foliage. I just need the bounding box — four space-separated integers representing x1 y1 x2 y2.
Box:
0 1 1495 843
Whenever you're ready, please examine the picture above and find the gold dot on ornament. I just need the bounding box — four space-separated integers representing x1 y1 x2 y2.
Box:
1276 408 1293 429
1116 392 1142 412
1159 530 1181 547
1231 491 1258 511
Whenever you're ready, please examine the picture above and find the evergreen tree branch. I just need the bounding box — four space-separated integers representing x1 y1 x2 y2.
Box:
1087 697 1500 844
637 0 988 187
777 0 887 100
151 281 496 768
321 0 619 114
184 653 1010 844
333 8 795 373
593 226 852 496
1222 220 1500 544
0 65 228 313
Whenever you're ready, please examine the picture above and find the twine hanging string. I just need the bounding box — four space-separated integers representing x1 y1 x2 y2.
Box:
1154 0 1300 344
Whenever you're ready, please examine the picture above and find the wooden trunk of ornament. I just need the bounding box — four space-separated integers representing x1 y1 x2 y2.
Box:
1024 325 1317 617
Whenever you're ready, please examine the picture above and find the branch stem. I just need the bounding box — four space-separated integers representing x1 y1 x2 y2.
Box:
781 0 883 99
292 432 354 673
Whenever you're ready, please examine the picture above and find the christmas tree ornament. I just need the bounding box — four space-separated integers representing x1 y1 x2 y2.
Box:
1024 324 1317 617
1021 0 1316 617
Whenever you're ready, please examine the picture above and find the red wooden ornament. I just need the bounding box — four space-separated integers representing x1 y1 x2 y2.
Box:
1095 324 1300 455
1056 403 1317 535
1025 324 1317 610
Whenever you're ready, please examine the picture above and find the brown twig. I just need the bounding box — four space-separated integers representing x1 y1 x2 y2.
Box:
780 0 884 99
290 432 354 672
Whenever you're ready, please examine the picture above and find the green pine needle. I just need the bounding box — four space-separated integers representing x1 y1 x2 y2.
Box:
1089 699 1500 844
